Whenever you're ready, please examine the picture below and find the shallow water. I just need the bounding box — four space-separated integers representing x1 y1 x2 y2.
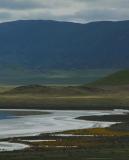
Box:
0 109 128 152
0 112 14 120
0 142 29 152
0 109 128 139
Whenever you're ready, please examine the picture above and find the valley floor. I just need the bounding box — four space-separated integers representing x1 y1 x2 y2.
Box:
0 92 129 110
0 87 129 159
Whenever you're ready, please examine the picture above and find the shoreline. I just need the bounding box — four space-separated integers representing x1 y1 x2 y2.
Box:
0 109 128 139
0 109 128 152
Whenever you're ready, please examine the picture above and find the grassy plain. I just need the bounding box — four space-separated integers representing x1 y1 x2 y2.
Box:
0 91 129 110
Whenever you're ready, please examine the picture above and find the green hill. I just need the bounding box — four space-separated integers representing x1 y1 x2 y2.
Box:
88 70 129 86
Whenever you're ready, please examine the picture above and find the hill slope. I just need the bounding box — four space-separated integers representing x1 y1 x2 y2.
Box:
88 70 129 86
0 20 129 69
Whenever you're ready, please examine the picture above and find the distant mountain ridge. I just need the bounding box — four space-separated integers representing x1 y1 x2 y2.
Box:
0 20 129 69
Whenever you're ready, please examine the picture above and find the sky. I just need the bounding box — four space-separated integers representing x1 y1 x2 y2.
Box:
0 0 128 23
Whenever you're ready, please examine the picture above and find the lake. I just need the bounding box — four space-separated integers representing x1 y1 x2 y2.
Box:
0 109 128 139
0 109 128 152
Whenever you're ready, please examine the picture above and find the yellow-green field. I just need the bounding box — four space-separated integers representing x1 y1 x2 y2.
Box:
0 91 129 110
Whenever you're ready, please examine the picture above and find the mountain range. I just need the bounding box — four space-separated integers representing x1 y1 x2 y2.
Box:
0 20 129 70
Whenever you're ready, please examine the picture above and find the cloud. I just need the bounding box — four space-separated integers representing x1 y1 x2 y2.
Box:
0 0 128 23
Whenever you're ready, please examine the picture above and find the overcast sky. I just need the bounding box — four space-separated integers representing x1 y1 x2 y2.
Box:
0 0 128 23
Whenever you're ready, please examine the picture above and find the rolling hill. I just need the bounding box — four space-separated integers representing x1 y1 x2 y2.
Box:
3 84 105 96
88 70 129 86
0 20 129 70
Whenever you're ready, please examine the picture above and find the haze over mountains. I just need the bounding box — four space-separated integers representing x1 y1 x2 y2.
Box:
0 20 129 70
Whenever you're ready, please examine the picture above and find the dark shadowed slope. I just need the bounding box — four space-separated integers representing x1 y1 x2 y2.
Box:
0 20 129 69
